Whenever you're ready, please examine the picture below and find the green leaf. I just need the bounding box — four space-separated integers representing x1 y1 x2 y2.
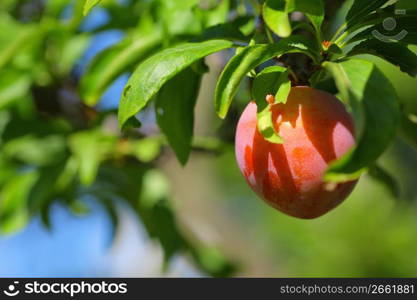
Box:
275 73 292 103
251 65 291 104
263 0 291 37
215 35 318 119
346 0 391 28
28 163 74 217
324 59 400 182
263 0 324 38
257 104 283 144
3 135 66 167
251 66 291 144
156 67 202 165
58 34 91 76
80 34 161 106
69 130 117 186
0 16 38 70
347 39 417 77
118 39 233 128
157 0 203 37
83 0 102 16
252 66 286 103
368 164 400 198
347 15 417 46
287 0 325 34
344 3 396 35
198 0 229 27
0 69 31 109
0 170 39 234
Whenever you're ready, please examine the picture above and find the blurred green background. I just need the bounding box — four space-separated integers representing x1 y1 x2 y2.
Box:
0 0 416 277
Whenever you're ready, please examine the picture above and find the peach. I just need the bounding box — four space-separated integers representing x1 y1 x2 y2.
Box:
235 86 357 219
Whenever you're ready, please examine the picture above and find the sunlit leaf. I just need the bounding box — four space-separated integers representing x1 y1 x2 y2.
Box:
263 0 324 38
118 39 233 128
347 39 417 77
256 104 283 144
263 0 291 37
83 0 102 16
215 35 318 119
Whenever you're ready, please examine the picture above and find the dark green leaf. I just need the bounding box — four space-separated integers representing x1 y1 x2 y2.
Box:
156 67 202 165
28 163 75 217
215 35 318 118
99 197 119 245
347 39 417 77
345 3 396 34
347 15 417 46
118 39 234 128
346 0 391 28
328 43 343 55
324 60 400 181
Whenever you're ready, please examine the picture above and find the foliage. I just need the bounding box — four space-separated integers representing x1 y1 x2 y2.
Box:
1 0 417 276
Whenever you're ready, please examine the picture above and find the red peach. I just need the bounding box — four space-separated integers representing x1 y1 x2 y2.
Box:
235 86 357 219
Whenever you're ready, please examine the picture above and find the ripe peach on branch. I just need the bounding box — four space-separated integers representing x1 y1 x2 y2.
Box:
235 87 357 219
